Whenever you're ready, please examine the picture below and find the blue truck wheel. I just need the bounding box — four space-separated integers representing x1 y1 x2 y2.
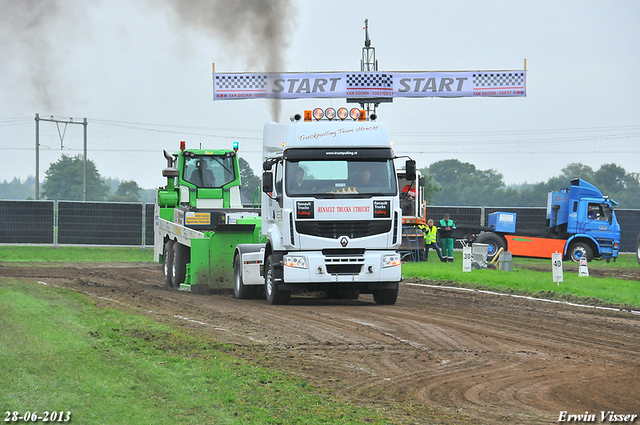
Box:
569 241 593 263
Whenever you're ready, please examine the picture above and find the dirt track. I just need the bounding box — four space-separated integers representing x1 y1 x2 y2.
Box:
2 262 639 424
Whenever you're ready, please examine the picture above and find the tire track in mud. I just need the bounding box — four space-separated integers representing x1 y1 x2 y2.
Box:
387 286 640 415
228 285 640 421
2 263 639 424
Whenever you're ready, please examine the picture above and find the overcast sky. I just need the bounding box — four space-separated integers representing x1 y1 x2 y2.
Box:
1 0 639 191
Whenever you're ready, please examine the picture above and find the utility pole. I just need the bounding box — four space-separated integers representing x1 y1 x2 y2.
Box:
35 114 89 201
347 19 392 116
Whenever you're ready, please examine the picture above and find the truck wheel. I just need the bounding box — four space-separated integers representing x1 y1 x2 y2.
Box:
265 255 290 305
569 241 593 263
234 254 256 299
171 242 189 288
163 240 174 288
474 232 506 262
373 283 399 305
636 233 640 265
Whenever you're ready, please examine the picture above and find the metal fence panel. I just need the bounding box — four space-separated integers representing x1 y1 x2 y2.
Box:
58 202 144 246
145 203 155 246
0 200 54 244
616 209 640 254
425 206 483 227
0 200 637 252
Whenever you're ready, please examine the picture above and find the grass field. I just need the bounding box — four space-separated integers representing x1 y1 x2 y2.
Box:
0 246 153 262
403 251 640 308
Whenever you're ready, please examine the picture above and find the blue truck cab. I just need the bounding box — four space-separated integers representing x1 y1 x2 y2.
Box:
547 178 621 261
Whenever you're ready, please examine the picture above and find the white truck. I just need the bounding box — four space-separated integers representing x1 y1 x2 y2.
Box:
233 107 414 305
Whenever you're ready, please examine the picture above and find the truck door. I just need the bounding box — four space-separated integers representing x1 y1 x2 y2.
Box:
582 202 612 237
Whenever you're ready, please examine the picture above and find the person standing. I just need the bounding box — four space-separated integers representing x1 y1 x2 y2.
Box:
439 213 456 262
418 219 444 262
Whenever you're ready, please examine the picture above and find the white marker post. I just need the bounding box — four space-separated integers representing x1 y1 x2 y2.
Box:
579 257 589 277
552 252 563 285
462 246 472 272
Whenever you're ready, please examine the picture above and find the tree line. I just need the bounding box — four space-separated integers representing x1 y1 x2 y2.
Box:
0 154 262 204
2 154 639 209
421 159 640 209
0 155 155 202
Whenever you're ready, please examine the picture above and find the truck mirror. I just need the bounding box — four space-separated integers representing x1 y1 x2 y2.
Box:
262 171 273 193
162 167 179 178
419 176 425 187
405 160 416 181
263 158 276 171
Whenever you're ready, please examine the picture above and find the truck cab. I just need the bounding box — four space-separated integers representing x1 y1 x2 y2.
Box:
397 169 426 226
549 179 621 261
234 108 411 305
162 145 243 210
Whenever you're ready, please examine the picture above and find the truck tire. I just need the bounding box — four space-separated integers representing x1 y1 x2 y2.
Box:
568 241 593 263
373 283 399 305
171 242 189 288
233 254 261 299
264 255 290 305
474 232 506 262
163 240 174 288
233 255 248 299
636 233 640 265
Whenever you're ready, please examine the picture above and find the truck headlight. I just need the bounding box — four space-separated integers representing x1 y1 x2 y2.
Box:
284 255 308 269
382 253 401 268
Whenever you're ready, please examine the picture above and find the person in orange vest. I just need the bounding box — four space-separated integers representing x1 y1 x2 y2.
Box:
418 219 444 262
439 213 456 262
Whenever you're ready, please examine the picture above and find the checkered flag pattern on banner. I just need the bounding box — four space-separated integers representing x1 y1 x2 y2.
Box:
473 72 525 87
347 73 393 88
215 75 267 90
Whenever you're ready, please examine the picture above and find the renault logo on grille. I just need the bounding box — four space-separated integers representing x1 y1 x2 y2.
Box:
339 236 349 247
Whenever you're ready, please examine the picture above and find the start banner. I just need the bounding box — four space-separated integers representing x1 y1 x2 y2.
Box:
213 71 526 100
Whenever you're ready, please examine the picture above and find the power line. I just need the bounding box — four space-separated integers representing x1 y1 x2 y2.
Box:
88 117 263 133
3 146 637 156
392 124 640 137
1 115 639 156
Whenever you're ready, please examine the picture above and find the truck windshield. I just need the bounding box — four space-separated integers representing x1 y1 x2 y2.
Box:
285 159 396 197
183 155 235 188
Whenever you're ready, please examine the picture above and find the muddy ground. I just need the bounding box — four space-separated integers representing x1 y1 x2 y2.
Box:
1 262 639 424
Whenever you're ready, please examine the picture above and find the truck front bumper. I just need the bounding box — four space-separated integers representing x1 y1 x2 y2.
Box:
282 250 401 285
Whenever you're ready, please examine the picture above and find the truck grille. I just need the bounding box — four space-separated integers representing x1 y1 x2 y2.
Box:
296 220 391 239
326 264 363 274
325 255 365 275
595 238 614 247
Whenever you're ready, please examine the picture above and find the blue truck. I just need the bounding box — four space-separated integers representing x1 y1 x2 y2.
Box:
471 179 621 262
